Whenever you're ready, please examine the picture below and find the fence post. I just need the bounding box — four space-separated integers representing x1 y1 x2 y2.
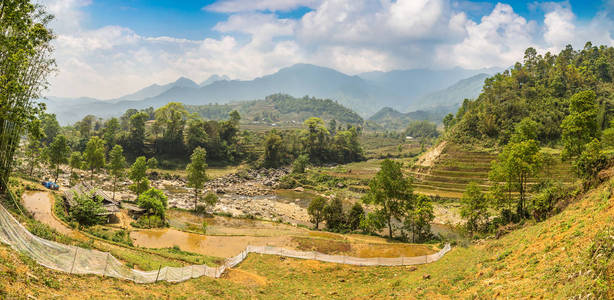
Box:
102 252 110 277
70 247 78 274
425 254 428 264
342 255 346 264
155 264 162 283
401 256 404 265
191 265 194 278
377 257 381 265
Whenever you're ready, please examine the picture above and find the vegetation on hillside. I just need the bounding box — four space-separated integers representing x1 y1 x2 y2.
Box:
187 93 364 125
446 43 614 147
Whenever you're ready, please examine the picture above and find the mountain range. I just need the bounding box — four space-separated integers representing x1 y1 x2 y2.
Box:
41 64 500 124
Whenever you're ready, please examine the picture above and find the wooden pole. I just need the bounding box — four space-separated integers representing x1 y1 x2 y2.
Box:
70 247 78 274
102 253 110 277
155 264 162 283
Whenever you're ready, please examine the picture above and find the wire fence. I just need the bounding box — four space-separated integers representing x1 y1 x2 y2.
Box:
0 202 452 283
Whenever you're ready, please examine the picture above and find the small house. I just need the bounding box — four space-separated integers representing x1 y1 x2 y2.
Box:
63 182 120 223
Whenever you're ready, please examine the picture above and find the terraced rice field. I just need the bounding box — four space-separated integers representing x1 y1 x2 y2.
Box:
411 143 574 199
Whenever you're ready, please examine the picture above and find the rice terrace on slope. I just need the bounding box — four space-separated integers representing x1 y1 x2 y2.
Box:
3 0 614 299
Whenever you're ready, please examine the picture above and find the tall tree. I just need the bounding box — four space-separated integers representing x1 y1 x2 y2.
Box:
108 145 126 201
489 139 541 217
69 151 82 179
128 156 150 198
560 90 599 160
263 130 284 168
184 118 208 154
460 183 489 236
308 196 327 229
83 136 106 184
154 102 188 142
404 194 434 242
103 117 120 147
363 159 414 239
24 118 45 177
46 135 70 182
186 147 208 210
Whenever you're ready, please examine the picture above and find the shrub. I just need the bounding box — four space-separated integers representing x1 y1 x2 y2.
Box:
69 192 106 226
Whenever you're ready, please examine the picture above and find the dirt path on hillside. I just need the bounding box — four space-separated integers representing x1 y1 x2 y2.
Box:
416 141 447 168
22 191 76 237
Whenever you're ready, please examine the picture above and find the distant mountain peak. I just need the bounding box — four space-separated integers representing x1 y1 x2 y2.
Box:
200 74 230 87
173 77 199 88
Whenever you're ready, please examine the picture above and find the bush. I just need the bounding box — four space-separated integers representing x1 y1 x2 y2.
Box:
137 188 168 219
292 154 309 174
346 202 364 231
69 192 106 226
132 215 165 228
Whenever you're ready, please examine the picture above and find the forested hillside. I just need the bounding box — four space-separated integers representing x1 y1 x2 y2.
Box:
187 94 364 125
446 43 614 146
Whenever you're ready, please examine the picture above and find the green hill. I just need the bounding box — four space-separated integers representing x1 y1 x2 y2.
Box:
447 43 614 146
186 93 364 126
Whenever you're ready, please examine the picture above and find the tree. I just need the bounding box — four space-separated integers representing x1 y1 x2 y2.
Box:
103 117 120 147
69 151 82 181
155 102 188 142
186 147 208 210
443 114 454 131
574 138 607 181
69 192 106 226
263 130 285 168
404 194 434 242
129 156 150 197
40 113 60 145
128 112 148 154
108 145 126 201
24 119 45 177
184 118 208 154
346 202 365 231
83 136 106 184
405 120 439 138
292 154 309 174
200 193 219 215
147 157 158 170
301 117 330 163
511 117 539 142
561 90 599 159
46 135 70 182
460 183 489 236
489 139 541 217
137 188 168 219
360 210 386 234
363 159 413 238
307 196 327 229
323 196 345 231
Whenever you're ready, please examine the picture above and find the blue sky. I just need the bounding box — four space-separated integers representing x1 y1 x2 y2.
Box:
79 0 605 39
42 0 614 98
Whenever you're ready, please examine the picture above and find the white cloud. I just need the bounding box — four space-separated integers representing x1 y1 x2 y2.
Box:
41 0 614 99
438 3 536 68
204 0 321 13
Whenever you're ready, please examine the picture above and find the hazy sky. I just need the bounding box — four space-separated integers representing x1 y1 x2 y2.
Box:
41 0 614 99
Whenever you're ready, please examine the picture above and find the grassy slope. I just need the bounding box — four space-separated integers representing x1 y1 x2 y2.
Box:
2 177 612 298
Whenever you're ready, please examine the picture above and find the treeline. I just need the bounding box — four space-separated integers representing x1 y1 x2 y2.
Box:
261 117 364 168
187 94 364 125
25 101 365 174
446 43 614 146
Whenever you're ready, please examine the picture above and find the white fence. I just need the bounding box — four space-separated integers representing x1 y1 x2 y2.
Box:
0 203 451 283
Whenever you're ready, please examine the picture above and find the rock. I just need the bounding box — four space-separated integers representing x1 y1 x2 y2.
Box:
336 182 345 188
406 266 417 271
422 274 431 280
293 187 304 192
